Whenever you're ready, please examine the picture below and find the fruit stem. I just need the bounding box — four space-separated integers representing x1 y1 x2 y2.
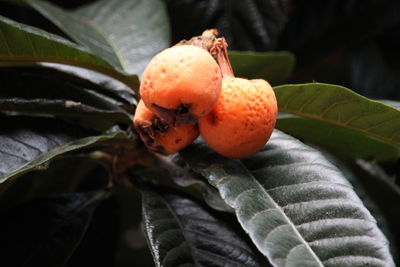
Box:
213 37 234 78
177 29 235 78
176 29 218 52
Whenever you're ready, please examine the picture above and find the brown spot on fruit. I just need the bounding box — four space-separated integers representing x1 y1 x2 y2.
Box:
208 111 218 125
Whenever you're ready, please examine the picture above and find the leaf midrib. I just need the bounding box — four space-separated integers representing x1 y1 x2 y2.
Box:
256 178 323 266
219 165 324 266
160 196 201 267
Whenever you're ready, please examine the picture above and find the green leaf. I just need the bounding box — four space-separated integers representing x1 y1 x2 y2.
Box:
229 51 295 85
274 83 400 161
0 116 129 183
0 14 138 90
27 0 171 76
142 189 270 267
276 114 399 162
180 131 395 267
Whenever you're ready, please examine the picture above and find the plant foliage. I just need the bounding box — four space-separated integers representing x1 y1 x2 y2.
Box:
0 0 398 266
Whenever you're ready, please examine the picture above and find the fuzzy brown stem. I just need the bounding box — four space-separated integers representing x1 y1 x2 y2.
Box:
213 37 235 78
176 29 219 53
176 29 235 77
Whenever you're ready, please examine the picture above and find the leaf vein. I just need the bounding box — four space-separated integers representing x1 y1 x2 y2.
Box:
323 255 388 265
7 136 44 153
0 149 29 161
184 229 255 256
0 26 12 55
247 174 324 266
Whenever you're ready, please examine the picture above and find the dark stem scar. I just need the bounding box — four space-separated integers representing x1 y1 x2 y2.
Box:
135 118 169 153
152 103 198 126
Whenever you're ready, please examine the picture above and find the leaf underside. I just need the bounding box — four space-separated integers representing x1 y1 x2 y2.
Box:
142 189 270 267
180 130 395 267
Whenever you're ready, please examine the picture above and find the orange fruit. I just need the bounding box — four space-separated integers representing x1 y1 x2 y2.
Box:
140 45 222 125
199 77 277 158
133 100 199 154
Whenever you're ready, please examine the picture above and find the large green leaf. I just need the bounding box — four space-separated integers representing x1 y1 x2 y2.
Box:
180 131 395 266
0 14 138 89
142 189 270 267
27 0 171 76
0 116 129 183
229 51 295 85
274 83 400 161
276 114 399 162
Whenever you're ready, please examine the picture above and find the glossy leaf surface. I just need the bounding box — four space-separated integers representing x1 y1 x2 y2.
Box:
181 131 395 266
142 190 270 267
274 83 400 161
0 14 137 89
0 116 128 182
28 0 170 76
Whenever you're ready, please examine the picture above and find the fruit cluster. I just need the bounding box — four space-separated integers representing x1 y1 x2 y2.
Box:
133 30 277 159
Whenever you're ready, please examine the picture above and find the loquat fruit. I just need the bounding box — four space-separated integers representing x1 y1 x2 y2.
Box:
199 77 277 159
133 100 199 154
140 45 222 126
